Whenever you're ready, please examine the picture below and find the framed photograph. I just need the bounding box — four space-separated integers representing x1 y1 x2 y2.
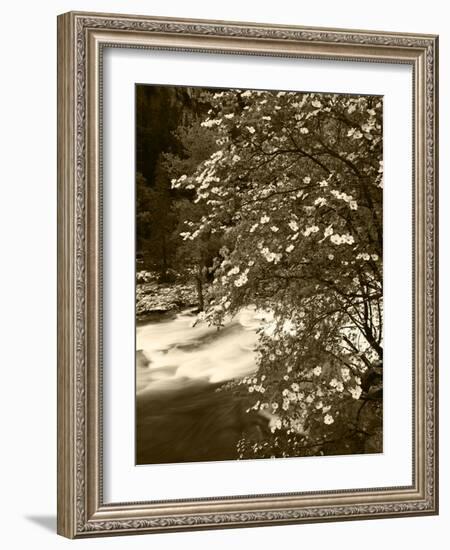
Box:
57 11 439 538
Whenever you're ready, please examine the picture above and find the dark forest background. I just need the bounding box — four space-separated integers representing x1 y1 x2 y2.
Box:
137 86 214 288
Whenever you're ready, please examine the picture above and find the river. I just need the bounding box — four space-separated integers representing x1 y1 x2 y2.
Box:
136 307 272 464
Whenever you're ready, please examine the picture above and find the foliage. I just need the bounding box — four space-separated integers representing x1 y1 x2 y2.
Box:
171 89 384 457
136 165 179 280
135 87 212 280
162 117 224 308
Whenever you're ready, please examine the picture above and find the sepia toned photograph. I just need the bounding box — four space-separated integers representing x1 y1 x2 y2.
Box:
135 84 383 466
57 12 438 537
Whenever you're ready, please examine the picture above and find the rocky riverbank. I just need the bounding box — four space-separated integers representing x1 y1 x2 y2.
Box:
136 272 199 322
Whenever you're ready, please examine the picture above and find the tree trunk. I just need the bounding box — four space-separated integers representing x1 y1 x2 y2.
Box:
161 233 168 280
196 265 204 311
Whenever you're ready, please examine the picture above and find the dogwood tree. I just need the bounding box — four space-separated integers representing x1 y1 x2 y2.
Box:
172 89 383 457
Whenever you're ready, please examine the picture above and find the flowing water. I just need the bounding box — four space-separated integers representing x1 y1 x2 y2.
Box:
136 307 268 393
136 307 272 464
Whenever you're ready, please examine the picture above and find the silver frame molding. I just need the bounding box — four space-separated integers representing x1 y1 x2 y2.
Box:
57 11 439 538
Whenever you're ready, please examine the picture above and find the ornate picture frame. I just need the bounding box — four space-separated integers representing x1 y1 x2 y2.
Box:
57 11 438 538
